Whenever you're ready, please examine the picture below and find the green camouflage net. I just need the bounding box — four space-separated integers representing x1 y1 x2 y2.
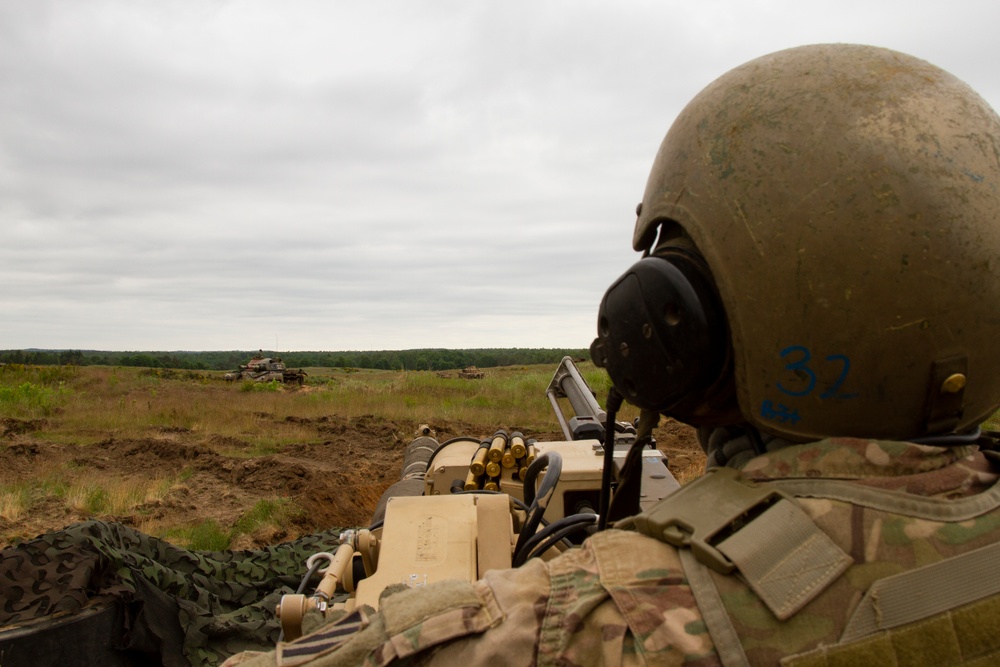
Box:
0 520 342 666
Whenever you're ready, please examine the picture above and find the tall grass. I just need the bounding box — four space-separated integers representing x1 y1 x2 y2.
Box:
64 476 172 516
300 364 635 432
0 487 30 522
0 362 631 447
0 471 178 525
0 365 75 418
2 362 608 545
0 382 66 418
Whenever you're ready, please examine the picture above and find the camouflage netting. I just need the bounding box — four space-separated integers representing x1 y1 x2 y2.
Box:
0 521 342 666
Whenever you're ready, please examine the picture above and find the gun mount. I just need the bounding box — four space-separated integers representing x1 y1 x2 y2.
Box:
276 356 680 640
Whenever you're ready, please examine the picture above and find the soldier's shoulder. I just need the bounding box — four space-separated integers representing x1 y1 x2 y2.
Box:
741 438 976 479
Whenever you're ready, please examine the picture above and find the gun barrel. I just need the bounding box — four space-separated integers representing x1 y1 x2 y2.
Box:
546 356 608 441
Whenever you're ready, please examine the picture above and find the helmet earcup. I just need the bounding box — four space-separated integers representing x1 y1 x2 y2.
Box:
592 252 727 413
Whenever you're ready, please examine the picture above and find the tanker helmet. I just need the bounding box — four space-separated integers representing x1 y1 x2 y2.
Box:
591 44 1000 442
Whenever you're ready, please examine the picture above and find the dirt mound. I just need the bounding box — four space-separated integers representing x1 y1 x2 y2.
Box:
0 414 704 549
1 418 46 437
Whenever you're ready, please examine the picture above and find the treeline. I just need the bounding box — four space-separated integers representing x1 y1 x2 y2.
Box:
0 348 588 372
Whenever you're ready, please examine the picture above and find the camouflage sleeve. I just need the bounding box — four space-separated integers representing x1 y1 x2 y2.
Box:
237 530 718 666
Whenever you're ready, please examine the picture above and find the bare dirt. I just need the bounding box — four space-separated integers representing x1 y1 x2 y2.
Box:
0 414 705 550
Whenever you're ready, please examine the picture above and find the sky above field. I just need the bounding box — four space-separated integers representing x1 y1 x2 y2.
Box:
3 1 999 352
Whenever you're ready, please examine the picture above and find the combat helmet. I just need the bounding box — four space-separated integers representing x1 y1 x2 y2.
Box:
591 43 1000 442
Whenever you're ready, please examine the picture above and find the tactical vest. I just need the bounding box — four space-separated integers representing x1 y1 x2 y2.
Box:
621 466 1000 666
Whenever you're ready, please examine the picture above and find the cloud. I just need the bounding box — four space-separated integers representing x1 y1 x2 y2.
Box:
2 0 999 351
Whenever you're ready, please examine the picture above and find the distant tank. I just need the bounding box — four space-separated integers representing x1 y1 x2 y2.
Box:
458 366 485 379
224 355 306 385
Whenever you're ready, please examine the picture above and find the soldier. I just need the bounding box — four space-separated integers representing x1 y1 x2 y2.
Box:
227 43 1000 666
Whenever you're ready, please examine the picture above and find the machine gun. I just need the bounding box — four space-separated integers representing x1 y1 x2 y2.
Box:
276 357 680 639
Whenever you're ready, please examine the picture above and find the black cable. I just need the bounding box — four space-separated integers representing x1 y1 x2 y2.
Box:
521 517 597 566
295 558 325 595
598 388 624 531
513 513 597 566
512 452 563 561
521 512 596 554
912 427 982 446
522 450 562 509
515 454 561 555
515 515 592 567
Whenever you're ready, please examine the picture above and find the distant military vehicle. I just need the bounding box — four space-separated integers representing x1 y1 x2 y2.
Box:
457 365 484 379
224 355 306 385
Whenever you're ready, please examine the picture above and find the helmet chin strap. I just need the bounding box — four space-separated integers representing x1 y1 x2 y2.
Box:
604 408 661 526
597 387 623 531
596 397 662 531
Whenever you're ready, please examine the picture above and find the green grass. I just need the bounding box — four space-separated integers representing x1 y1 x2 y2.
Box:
982 413 1000 433
232 498 296 536
0 381 70 418
163 520 232 552
0 361 635 449
3 362 609 547
157 499 299 551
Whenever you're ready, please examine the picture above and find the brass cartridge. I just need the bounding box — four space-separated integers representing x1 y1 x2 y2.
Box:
510 432 526 459
501 449 516 469
487 436 505 463
470 445 489 476
486 461 501 478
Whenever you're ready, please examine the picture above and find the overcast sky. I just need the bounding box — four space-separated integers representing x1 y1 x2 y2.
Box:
2 1 998 352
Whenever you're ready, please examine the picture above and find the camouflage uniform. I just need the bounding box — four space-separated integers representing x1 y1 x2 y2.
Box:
226 438 1000 666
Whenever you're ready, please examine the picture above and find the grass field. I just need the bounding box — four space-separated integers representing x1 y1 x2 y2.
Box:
0 361 628 444
0 361 657 549
4 361 995 550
